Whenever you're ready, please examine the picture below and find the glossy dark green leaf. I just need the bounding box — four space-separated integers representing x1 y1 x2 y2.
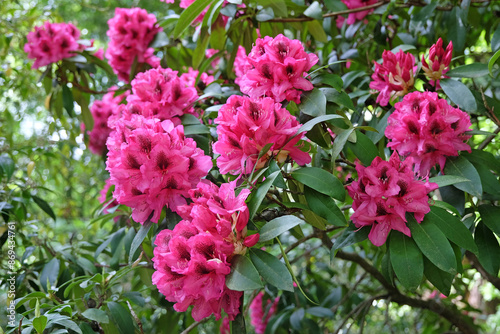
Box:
330 223 369 260
107 302 135 334
247 170 280 220
62 85 74 116
424 257 453 296
320 88 355 110
488 48 500 76
250 249 294 291
311 73 343 91
307 20 328 43
428 175 470 188
478 204 500 237
440 79 477 112
474 222 500 276
256 0 287 16
82 309 109 324
448 7 465 53
292 167 345 200
40 258 60 292
225 255 263 291
492 24 500 52
389 231 423 291
304 186 347 226
443 156 482 198
295 114 343 135
259 215 304 242
412 2 438 21
331 126 354 160
128 220 153 263
345 131 379 166
446 63 489 78
193 29 210 68
32 195 56 220
305 307 334 318
0 154 15 180
173 0 216 38
299 88 326 117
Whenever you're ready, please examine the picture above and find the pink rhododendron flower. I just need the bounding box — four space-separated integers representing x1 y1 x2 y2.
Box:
24 21 82 69
234 46 252 86
385 91 472 176
86 88 129 156
369 49 417 106
220 317 230 334
422 38 453 87
180 68 215 90
237 34 319 103
336 0 378 28
347 152 438 246
125 67 199 124
105 8 162 82
106 114 212 223
152 180 258 321
213 95 311 175
250 292 280 334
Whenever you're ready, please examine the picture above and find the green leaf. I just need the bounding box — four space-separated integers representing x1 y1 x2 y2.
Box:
448 7 465 53
129 220 153 263
440 79 477 112
259 215 304 242
255 0 287 17
299 88 326 117
426 207 478 254
427 175 471 188
320 88 355 110
0 154 15 180
82 309 109 324
424 257 453 296
330 224 369 261
307 20 328 43
475 222 500 276
345 131 380 166
51 319 82 334
446 63 489 78
150 31 170 48
304 186 347 227
225 255 263 291
331 126 354 160
412 2 438 21
443 156 482 198
184 124 210 135
407 216 457 274
107 302 135 334
256 7 274 21
79 97 94 132
33 316 48 334
311 73 343 91
193 29 210 68
292 167 345 200
488 48 500 76
478 204 500 237
389 231 423 291
247 170 280 220
492 24 500 52
304 1 322 20
295 114 343 135
32 195 56 220
250 249 294 291
62 85 74 116
40 258 60 292
173 0 216 38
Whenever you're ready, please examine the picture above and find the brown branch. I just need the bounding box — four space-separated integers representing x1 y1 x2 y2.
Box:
466 251 500 291
477 127 500 151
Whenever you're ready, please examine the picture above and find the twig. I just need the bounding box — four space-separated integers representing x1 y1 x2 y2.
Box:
127 301 144 334
477 127 500 150
466 251 500 291
180 318 209 334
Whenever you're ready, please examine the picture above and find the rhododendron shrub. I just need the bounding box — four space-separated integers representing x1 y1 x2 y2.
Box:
213 95 311 175
250 292 280 334
347 152 438 246
385 91 472 176
106 114 211 223
152 180 258 321
422 38 453 87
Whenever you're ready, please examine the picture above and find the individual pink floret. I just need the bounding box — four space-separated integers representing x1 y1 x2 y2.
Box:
347 152 438 247
422 38 453 87
369 49 417 106
385 91 472 176
237 34 319 103
24 21 82 69
234 46 253 86
213 95 311 175
105 7 162 82
152 180 258 321
250 292 280 334
336 0 379 28
106 114 212 223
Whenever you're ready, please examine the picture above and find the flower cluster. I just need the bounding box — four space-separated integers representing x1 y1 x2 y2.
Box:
347 152 438 247
106 114 212 223
213 95 311 175
385 91 472 176
250 292 280 334
125 67 199 125
180 68 215 91
369 49 417 106
105 7 162 82
234 46 252 86
152 180 259 321
237 34 319 103
336 0 378 28
422 38 453 87
87 88 128 156
24 21 82 69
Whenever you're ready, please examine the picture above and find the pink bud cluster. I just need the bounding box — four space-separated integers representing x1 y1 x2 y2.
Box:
336 0 378 28
385 91 472 176
213 95 311 175
422 38 453 87
347 152 438 247
237 34 319 103
250 292 280 334
106 114 212 223
152 180 259 321
105 8 162 82
24 22 83 69
87 88 129 156
369 49 417 106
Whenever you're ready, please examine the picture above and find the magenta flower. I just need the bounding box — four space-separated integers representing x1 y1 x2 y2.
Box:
250 292 280 334
24 21 83 69
180 68 215 90
106 114 212 223
105 8 162 82
385 91 472 176
336 0 378 28
422 38 453 87
152 180 258 321
347 152 438 247
234 46 253 86
220 317 230 334
237 34 319 103
213 95 311 175
369 49 417 106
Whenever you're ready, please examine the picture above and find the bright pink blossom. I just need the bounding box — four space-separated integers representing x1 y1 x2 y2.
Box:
234 46 252 86
152 180 257 321
220 317 230 334
24 21 82 69
106 114 212 223
385 91 472 176
422 38 453 87
105 8 162 82
237 34 319 103
369 49 417 106
336 0 378 28
180 68 215 90
347 152 438 247
213 95 311 175
250 292 280 334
